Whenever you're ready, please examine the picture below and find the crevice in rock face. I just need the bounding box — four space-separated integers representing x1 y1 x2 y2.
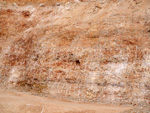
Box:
75 59 80 65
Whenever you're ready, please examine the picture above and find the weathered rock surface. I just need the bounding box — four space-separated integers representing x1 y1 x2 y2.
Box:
0 0 150 106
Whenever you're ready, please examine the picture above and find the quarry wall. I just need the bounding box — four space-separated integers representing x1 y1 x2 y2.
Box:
0 0 150 105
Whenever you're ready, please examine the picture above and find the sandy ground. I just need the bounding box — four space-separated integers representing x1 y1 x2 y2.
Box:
0 89 132 113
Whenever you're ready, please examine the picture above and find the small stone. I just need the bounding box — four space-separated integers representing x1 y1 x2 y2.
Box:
13 2 18 7
40 4 45 7
95 4 102 9
56 3 60 6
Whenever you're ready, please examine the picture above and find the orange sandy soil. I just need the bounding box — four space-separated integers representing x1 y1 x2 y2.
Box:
0 89 132 113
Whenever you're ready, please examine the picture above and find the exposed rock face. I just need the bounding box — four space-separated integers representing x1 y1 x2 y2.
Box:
0 0 150 105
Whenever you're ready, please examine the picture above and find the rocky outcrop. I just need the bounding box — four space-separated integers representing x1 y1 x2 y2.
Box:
0 0 150 105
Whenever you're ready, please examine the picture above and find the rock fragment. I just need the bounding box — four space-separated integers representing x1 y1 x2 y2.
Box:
56 3 60 6
13 2 18 7
39 4 45 7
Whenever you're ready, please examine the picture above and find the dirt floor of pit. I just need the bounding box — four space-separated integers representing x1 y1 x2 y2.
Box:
0 89 133 113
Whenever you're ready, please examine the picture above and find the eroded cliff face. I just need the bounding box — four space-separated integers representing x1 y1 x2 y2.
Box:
0 0 150 105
